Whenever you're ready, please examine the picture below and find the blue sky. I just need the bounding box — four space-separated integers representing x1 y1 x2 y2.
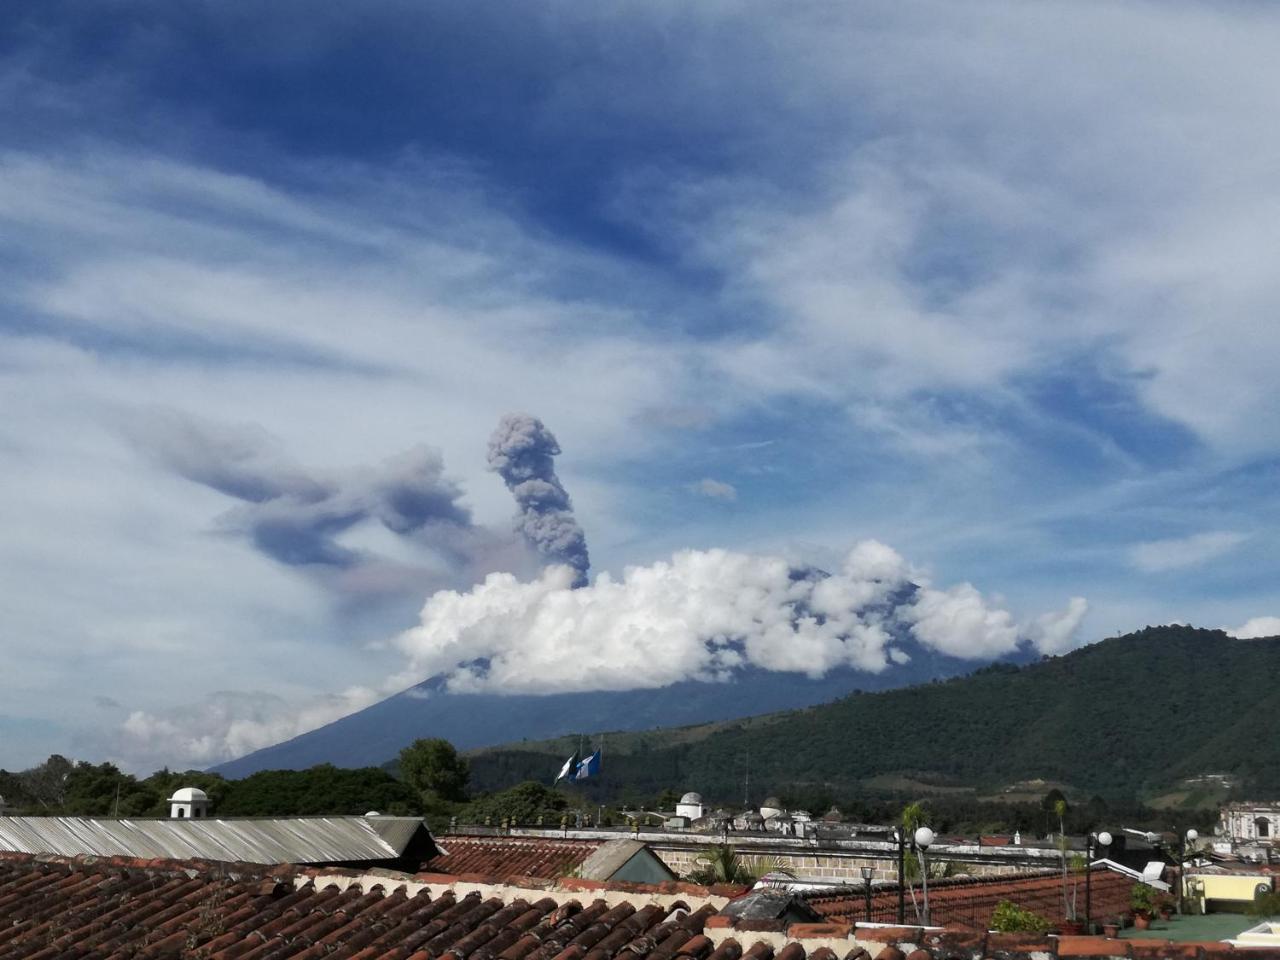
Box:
2 0 1279 771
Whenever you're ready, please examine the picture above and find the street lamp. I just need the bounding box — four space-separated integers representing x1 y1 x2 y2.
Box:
1178 829 1199 915
914 827 935 925
861 866 874 922
1085 831 1112 930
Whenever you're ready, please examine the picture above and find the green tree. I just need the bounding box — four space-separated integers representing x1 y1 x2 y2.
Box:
462 781 569 825
900 802 927 921
398 739 470 803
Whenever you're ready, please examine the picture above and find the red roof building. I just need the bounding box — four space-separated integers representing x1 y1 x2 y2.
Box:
423 835 676 884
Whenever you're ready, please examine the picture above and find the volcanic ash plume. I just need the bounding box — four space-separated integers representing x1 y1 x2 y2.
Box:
487 413 591 587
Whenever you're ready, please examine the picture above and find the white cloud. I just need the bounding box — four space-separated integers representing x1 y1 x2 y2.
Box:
1024 597 1090 656
1129 531 1249 573
692 477 737 500
907 583 1019 660
391 540 1084 695
1227 616 1280 640
113 687 380 770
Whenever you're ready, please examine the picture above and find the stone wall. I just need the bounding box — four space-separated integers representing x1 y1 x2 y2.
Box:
650 845 1032 882
507 826 1058 884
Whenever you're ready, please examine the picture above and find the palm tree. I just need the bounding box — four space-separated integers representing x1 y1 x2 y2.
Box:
687 844 794 886
901 802 926 922
1054 799 1073 920
688 844 751 884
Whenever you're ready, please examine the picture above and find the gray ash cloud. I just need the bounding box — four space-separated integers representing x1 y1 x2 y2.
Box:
126 410 472 571
486 413 591 587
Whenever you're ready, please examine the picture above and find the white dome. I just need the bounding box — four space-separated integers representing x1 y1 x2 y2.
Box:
168 787 209 803
679 792 703 804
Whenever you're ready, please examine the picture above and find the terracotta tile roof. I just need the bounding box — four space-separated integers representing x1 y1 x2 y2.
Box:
424 836 606 880
3 851 1279 960
0 851 731 960
805 867 1138 929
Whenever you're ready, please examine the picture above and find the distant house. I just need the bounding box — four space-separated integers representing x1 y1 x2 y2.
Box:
423 834 676 884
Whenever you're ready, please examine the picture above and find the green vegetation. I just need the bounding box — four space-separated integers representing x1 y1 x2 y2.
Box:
1130 884 1159 917
457 781 572 826
0 757 418 818
684 844 790 885
466 627 1280 805
1248 890 1280 920
398 738 470 804
991 900 1053 934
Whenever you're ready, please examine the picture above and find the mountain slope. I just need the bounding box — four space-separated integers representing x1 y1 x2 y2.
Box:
466 626 1280 799
211 627 1029 778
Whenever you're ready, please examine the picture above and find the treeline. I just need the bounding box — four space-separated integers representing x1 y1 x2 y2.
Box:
0 755 419 818
0 741 590 831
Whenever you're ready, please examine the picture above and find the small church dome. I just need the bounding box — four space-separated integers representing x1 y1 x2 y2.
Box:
680 792 703 804
168 786 211 819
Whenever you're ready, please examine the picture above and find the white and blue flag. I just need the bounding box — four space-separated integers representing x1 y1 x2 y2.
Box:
554 750 580 783
573 749 602 781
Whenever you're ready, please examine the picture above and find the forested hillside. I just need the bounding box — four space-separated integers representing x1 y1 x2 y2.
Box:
467 626 1280 802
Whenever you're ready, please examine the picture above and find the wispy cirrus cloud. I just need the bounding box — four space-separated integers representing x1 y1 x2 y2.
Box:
1129 531 1250 573
692 478 737 501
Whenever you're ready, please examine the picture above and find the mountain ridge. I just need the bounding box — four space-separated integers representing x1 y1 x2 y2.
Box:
210 610 1038 777
463 626 1280 801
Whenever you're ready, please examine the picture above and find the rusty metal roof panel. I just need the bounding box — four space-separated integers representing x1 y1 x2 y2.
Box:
0 816 426 864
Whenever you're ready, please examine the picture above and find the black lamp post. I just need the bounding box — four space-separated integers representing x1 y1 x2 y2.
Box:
861 866 874 922
1085 830 1112 930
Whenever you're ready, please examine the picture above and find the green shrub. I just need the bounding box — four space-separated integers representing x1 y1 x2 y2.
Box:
1130 885 1158 915
991 900 1053 933
1248 890 1280 919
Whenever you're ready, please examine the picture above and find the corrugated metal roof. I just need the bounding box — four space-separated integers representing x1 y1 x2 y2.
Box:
0 815 428 865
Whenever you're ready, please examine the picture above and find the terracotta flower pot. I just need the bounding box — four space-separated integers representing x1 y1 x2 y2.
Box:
1058 921 1085 936
1103 924 1120 938
1134 914 1151 930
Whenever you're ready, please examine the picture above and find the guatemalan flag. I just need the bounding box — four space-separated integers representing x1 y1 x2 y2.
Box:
573 749 602 781
554 751 580 783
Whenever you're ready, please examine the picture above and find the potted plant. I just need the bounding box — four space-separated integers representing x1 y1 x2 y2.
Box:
991 900 1053 934
1102 917 1121 938
1155 893 1175 921
1131 884 1157 929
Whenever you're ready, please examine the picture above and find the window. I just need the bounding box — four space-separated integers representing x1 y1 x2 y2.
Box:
1256 817 1271 838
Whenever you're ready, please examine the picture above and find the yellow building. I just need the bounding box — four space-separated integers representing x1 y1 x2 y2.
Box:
1184 871 1274 912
